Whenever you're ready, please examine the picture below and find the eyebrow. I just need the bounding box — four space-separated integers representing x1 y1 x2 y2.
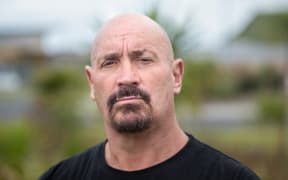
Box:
96 49 157 65
103 52 121 60
128 49 157 59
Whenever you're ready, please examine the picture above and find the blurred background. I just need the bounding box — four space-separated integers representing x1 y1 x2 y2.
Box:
0 0 287 179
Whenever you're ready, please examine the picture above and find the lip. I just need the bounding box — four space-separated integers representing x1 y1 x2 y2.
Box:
116 96 142 103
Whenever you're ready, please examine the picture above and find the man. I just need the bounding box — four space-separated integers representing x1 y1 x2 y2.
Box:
40 14 260 180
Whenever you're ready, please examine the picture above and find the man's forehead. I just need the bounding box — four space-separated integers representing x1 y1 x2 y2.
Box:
100 14 163 34
91 14 174 62
95 45 158 61
92 33 160 60
97 14 170 46
95 24 163 47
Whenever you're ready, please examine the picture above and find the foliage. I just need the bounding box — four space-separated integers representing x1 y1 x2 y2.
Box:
0 121 32 169
30 66 91 164
233 65 283 95
258 65 284 90
176 60 220 109
145 4 196 59
257 92 287 125
236 75 260 94
33 66 88 129
236 11 288 43
256 91 287 180
34 66 87 96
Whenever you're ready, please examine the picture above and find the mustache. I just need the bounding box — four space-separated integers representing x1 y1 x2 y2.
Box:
107 85 151 112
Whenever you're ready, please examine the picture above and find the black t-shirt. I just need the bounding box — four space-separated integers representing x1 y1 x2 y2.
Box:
39 134 260 180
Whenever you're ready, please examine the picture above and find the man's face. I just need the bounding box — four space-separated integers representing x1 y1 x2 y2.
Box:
86 16 183 134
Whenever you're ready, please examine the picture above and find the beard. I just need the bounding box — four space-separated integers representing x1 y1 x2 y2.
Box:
107 85 152 134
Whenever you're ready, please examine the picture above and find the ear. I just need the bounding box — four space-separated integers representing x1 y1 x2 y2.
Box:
172 59 184 95
85 65 96 100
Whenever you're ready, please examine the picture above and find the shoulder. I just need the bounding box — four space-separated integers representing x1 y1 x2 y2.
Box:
206 147 260 180
187 134 260 180
39 142 104 180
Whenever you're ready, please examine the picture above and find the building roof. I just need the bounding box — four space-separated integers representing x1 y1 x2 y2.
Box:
0 26 47 63
235 11 288 44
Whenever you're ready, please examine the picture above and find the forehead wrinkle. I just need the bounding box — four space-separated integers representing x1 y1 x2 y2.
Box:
97 36 127 63
91 36 123 66
122 36 128 58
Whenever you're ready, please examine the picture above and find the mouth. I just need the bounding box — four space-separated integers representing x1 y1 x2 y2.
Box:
107 85 151 113
116 96 143 104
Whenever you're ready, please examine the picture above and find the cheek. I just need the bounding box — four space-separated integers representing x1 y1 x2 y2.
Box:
148 68 174 106
92 77 113 112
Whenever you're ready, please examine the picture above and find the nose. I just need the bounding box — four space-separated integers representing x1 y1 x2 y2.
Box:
116 60 140 87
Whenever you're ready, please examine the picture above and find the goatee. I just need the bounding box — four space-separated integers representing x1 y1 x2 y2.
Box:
107 85 152 134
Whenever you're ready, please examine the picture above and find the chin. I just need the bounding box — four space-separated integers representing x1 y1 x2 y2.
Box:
111 112 152 134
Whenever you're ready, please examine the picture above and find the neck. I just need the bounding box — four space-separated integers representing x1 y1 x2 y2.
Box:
104 119 188 171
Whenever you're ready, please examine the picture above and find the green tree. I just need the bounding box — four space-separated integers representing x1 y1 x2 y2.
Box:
145 5 197 59
0 121 32 179
257 91 287 179
177 60 220 110
32 66 88 155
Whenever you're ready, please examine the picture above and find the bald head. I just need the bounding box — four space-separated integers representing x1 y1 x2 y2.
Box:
85 14 185 135
90 14 174 65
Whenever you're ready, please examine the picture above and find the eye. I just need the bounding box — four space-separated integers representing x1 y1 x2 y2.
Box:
138 57 153 64
101 59 118 68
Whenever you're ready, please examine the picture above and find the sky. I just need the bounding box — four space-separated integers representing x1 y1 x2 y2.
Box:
0 0 288 54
